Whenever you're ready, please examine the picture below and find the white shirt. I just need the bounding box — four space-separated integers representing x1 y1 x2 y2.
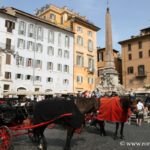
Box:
137 102 144 111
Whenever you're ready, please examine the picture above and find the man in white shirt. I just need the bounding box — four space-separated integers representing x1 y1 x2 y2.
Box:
136 99 144 126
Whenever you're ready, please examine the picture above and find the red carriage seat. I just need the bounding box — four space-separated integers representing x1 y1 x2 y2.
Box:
96 96 131 122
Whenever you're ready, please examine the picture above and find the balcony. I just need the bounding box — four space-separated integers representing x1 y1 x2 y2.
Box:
0 42 15 54
135 72 147 78
88 68 94 74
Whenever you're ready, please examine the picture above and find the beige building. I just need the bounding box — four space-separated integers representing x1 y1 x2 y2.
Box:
36 5 100 92
97 47 122 86
119 27 150 91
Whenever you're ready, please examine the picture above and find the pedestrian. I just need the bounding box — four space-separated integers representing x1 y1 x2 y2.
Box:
136 99 144 126
144 104 149 118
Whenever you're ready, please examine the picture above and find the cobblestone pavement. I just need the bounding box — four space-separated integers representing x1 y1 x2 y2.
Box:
13 122 150 150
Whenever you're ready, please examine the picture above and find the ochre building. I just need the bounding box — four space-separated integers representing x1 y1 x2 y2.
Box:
119 27 150 91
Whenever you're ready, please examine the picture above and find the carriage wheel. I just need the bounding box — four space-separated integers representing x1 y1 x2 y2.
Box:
0 126 12 150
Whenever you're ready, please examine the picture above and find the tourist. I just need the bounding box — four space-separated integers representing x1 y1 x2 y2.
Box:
136 99 144 126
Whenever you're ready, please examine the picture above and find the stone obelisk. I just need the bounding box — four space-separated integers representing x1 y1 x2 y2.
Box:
97 6 119 93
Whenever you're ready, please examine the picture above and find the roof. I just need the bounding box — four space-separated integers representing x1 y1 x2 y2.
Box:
1 7 74 34
72 17 100 31
97 47 119 53
140 27 150 32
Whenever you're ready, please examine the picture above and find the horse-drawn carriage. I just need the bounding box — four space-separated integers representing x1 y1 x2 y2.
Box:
0 91 132 150
0 92 84 150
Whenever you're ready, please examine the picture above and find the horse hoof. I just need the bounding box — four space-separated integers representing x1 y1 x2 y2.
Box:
120 136 125 140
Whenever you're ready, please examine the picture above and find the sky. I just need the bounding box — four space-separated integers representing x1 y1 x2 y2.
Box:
0 0 150 51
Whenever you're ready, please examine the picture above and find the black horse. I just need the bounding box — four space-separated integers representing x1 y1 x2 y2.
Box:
29 98 84 150
95 96 132 139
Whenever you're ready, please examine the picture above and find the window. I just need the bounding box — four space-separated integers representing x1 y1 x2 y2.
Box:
6 38 11 50
35 88 40 91
88 39 93 51
5 72 11 79
77 76 83 83
57 64 62 71
138 65 145 76
47 62 53 70
63 79 69 85
18 21 26 35
6 54 11 65
64 50 69 58
48 30 54 43
98 52 103 62
28 24 34 38
36 43 43 53
25 75 32 80
47 77 53 83
88 77 93 84
128 44 131 51
77 26 82 32
50 13 56 20
88 58 94 71
58 33 61 46
35 76 41 81
27 41 34 51
4 84 10 91
88 31 92 37
16 74 23 80
138 41 142 49
26 58 32 67
65 35 69 48
64 65 69 73
77 36 83 46
58 49 62 57
62 13 68 23
139 51 143 58
76 55 84 67
127 67 134 74
98 69 102 77
37 26 43 41
47 46 54 56
35 60 42 68
17 39 25 49
128 54 132 60
16 56 24 66
5 20 15 33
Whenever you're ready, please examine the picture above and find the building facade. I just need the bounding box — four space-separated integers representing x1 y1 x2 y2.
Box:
119 27 150 91
96 47 122 86
0 7 74 97
36 5 100 93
